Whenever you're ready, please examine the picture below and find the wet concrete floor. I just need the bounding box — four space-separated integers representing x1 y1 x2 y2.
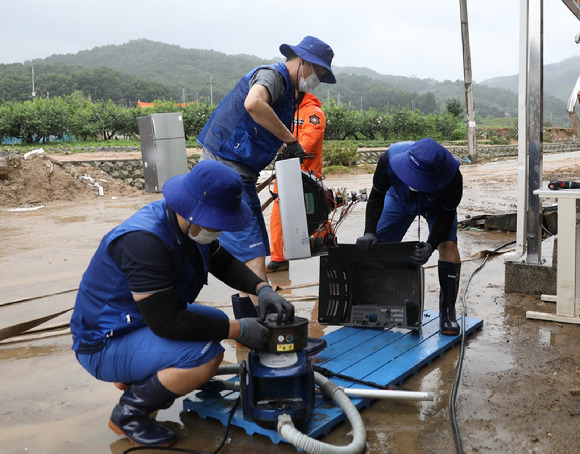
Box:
2 155 580 453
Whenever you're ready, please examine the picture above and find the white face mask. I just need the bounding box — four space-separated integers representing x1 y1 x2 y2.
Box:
188 226 221 244
299 62 321 93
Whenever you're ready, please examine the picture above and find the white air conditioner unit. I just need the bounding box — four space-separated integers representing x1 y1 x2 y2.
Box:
275 158 311 260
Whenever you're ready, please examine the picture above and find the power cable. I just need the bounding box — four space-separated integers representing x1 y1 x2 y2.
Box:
449 240 515 454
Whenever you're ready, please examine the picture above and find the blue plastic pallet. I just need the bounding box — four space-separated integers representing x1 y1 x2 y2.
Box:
183 310 483 444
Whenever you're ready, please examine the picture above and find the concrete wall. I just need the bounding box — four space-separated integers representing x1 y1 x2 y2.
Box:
61 156 201 191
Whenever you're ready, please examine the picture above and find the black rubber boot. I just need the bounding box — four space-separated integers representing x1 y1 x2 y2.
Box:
438 261 461 336
108 374 180 447
266 260 290 273
231 294 259 319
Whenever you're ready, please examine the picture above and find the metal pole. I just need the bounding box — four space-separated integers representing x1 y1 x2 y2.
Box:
459 0 477 162
526 0 544 264
505 0 530 263
31 65 36 100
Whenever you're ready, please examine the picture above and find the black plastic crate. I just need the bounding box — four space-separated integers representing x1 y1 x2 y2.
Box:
318 242 424 330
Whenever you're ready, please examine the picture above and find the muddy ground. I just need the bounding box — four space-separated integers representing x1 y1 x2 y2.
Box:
1 149 580 453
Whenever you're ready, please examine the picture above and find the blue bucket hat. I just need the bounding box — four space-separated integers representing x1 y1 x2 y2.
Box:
389 138 460 192
162 160 251 231
280 36 336 84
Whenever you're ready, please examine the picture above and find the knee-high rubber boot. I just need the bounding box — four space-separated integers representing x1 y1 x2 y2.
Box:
231 294 259 319
438 261 461 336
108 374 180 447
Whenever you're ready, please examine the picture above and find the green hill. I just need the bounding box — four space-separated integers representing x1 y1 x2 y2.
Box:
3 38 575 126
482 55 580 102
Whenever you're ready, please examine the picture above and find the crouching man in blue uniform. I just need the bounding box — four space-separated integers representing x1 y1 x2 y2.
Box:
70 160 294 447
356 138 463 336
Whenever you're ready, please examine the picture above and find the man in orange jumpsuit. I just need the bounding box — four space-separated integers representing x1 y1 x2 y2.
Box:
267 92 326 273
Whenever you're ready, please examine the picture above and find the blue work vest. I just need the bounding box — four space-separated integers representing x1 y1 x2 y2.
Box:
197 63 295 173
70 200 210 352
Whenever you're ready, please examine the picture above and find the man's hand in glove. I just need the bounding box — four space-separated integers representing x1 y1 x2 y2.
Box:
356 233 378 252
284 140 306 161
236 318 269 350
410 242 433 265
257 284 294 323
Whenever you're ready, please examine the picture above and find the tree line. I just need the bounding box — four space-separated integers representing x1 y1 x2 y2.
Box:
0 62 173 105
0 95 465 145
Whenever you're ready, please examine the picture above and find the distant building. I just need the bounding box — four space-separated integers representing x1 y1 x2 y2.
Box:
137 100 155 108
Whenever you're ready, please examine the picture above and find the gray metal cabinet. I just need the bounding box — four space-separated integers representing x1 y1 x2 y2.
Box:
138 112 188 193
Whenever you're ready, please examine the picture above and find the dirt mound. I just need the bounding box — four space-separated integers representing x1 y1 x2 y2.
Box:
543 164 580 182
477 127 577 144
544 127 577 142
0 151 141 208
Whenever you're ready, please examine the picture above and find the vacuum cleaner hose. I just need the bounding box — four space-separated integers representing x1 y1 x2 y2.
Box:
277 371 367 454
214 364 366 452
215 363 240 375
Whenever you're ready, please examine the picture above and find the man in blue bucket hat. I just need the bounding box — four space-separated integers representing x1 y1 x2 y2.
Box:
197 36 336 330
70 160 294 447
356 138 463 336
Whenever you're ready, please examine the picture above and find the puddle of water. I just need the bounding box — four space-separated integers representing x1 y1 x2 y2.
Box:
538 326 552 347
537 325 569 348
465 341 514 375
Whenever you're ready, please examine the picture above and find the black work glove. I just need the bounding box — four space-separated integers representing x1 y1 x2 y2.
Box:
257 284 295 323
236 318 269 350
410 242 433 265
284 140 306 161
356 233 378 252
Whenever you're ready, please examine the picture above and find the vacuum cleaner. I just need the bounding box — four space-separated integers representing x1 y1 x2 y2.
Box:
239 313 315 429
206 313 435 454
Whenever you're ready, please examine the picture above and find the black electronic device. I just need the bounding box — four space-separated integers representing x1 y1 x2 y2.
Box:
318 242 424 330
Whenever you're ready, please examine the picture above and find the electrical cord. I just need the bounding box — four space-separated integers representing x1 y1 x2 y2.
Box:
313 364 409 392
122 397 240 454
449 240 515 454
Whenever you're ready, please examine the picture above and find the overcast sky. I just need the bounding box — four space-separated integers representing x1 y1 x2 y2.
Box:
1 1 578 82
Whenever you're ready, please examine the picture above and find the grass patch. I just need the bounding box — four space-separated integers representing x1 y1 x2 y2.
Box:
0 139 141 153
323 164 375 175
324 165 353 175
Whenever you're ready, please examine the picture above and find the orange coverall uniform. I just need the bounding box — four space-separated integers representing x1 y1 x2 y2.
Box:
269 92 326 262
